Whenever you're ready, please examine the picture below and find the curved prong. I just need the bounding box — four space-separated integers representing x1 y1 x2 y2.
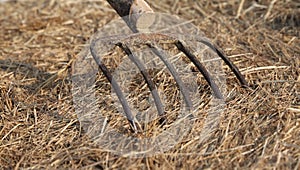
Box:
198 39 248 87
175 40 224 99
147 43 194 111
90 40 137 132
116 42 165 117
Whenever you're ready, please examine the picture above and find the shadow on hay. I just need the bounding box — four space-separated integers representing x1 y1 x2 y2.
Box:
0 59 81 129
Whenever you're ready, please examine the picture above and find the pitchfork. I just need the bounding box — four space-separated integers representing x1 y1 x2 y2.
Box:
90 0 248 132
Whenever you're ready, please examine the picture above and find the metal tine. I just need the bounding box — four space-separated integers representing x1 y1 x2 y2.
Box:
197 39 248 87
115 42 165 117
175 41 224 99
147 43 194 112
90 40 138 132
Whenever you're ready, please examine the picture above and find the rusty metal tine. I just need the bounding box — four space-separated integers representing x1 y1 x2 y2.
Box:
90 40 138 132
147 43 194 111
116 42 165 117
198 39 248 87
175 41 224 99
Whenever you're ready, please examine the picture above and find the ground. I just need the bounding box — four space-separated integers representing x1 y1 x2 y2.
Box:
0 0 299 169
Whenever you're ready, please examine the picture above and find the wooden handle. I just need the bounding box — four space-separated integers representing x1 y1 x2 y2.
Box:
107 0 155 32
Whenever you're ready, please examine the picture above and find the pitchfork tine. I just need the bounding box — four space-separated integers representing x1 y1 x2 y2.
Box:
116 42 165 117
198 39 248 87
147 43 194 111
90 40 138 132
175 41 224 99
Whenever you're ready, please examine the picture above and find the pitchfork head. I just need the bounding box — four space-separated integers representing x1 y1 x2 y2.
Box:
72 13 247 134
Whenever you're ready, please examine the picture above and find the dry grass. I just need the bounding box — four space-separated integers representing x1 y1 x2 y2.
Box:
0 0 299 169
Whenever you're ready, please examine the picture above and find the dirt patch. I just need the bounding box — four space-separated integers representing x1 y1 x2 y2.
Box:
0 0 299 169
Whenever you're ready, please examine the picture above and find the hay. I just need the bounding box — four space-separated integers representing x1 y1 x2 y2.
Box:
0 0 299 169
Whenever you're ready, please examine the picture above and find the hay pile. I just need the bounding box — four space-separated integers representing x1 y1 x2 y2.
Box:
0 0 299 169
